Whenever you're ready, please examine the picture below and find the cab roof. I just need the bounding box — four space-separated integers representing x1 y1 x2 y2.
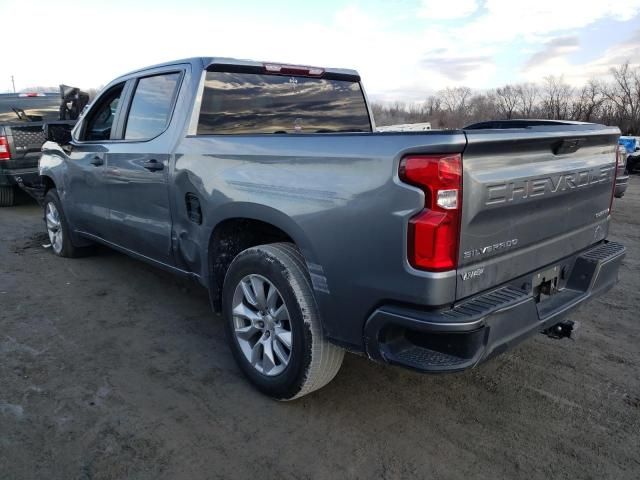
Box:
114 57 360 82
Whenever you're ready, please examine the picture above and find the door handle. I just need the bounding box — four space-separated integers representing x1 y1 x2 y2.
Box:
143 159 164 171
90 156 104 166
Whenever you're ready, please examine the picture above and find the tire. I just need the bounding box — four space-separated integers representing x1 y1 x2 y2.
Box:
0 186 15 207
43 189 89 258
222 242 344 400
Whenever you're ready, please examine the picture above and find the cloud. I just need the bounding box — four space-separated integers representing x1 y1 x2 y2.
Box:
421 55 493 81
2 0 640 103
418 0 479 20
524 36 580 70
594 28 640 67
460 0 640 45
334 5 380 31
520 29 640 85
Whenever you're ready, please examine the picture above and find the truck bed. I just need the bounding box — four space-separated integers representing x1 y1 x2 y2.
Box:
172 124 620 347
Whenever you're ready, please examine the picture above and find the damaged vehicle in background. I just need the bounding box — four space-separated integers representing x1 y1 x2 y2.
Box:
37 57 625 400
0 86 88 206
619 135 639 173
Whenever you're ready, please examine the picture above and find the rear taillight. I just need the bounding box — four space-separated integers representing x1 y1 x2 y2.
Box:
399 154 462 271
0 136 10 161
610 146 622 212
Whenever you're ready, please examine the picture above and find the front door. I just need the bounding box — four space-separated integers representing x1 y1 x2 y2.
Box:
104 71 182 266
65 83 125 239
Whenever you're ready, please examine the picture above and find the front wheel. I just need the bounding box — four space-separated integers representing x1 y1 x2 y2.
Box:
222 243 344 400
43 190 89 258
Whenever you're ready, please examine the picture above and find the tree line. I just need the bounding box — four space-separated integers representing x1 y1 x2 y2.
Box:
372 63 640 134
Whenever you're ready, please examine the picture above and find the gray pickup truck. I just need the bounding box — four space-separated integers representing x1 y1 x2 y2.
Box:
39 57 626 399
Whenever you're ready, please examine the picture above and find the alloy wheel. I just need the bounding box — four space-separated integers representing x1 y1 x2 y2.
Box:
231 274 293 376
45 202 63 254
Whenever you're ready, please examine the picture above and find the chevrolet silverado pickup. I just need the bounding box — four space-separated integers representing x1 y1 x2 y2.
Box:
38 57 626 399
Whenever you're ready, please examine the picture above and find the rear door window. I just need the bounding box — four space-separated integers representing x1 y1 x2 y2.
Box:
197 71 371 135
124 72 181 140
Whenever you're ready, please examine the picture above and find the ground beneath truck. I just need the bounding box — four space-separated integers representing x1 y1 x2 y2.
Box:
1 182 639 479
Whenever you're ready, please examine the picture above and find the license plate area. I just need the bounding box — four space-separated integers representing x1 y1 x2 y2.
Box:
533 265 560 303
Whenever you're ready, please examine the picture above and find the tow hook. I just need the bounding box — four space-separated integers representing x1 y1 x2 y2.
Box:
543 320 575 339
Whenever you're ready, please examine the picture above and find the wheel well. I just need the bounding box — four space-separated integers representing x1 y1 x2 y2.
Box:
41 176 56 194
208 218 295 311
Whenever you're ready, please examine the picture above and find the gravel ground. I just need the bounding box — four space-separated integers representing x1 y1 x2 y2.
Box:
1 180 639 480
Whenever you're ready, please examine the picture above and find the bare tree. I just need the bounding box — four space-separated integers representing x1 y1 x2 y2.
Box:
439 87 472 114
467 92 499 125
425 95 441 116
437 87 473 127
494 85 520 119
371 62 640 134
602 62 640 134
516 83 539 118
571 80 604 122
18 85 59 93
541 76 573 119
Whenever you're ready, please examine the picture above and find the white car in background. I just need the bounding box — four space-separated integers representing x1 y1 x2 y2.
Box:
376 122 431 132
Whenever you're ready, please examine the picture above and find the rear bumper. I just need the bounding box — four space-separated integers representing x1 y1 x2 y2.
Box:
0 168 39 187
364 241 625 372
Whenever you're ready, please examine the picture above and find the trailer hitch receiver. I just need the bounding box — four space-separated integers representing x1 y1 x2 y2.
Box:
543 320 575 339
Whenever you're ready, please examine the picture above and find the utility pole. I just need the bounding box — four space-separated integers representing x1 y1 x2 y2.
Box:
11 76 16 93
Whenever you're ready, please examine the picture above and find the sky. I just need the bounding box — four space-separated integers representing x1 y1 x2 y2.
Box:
2 0 640 103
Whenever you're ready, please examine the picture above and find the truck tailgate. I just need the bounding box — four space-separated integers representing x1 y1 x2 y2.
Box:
1 124 46 170
457 125 620 300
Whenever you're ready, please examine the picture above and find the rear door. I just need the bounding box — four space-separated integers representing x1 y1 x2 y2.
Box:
457 125 620 300
104 70 183 265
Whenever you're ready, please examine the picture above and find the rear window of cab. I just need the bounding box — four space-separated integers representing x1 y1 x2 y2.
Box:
197 71 371 135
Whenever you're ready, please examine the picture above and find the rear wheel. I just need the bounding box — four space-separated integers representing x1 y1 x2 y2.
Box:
222 243 344 400
0 186 15 207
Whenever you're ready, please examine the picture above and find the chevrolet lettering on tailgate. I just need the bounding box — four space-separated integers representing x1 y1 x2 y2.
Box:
485 165 615 206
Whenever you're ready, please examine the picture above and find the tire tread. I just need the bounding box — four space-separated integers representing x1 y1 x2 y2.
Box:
0 186 15 207
261 243 344 399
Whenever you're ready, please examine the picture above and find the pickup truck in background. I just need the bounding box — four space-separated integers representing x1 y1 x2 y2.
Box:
0 86 88 206
38 57 625 399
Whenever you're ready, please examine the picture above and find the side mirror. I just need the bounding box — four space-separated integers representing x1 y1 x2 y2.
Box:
44 121 74 145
